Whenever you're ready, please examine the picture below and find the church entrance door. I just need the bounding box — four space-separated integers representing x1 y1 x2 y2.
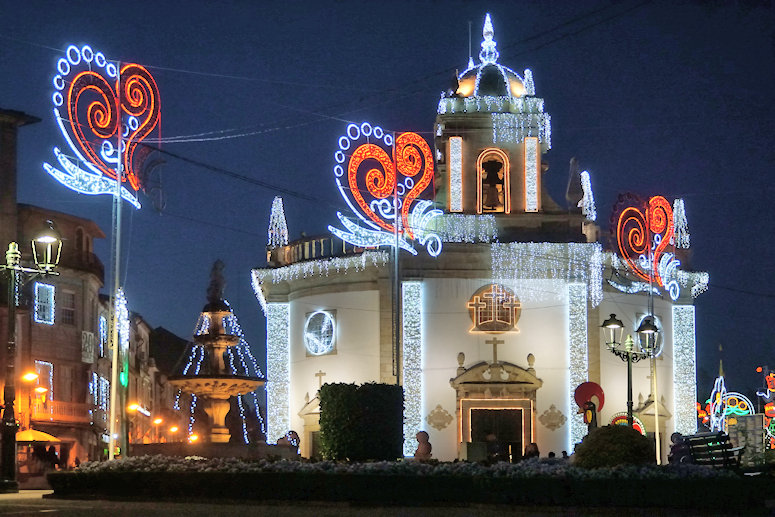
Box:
471 408 523 461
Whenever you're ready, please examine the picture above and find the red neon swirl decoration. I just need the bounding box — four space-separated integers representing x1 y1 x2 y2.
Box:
616 204 651 283
647 195 673 287
347 143 396 234
119 63 161 191
68 71 119 179
64 62 160 191
614 194 675 289
395 132 434 239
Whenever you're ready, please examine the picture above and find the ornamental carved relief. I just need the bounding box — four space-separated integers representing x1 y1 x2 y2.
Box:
539 404 567 431
426 404 453 431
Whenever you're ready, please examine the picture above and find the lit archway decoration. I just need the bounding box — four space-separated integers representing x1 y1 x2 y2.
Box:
610 412 646 436
329 122 441 256
611 193 680 300
43 44 161 209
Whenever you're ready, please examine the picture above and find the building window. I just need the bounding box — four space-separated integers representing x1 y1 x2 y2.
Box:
98 314 108 358
33 283 55 325
35 360 54 400
60 291 76 326
90 372 110 418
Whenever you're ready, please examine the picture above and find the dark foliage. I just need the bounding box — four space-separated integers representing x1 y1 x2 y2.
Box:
319 382 403 461
573 425 655 468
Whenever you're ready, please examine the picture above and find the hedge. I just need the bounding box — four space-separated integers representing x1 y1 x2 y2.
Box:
47 469 771 510
318 382 403 461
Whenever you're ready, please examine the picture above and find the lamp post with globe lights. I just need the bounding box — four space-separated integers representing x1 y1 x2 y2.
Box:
0 221 62 492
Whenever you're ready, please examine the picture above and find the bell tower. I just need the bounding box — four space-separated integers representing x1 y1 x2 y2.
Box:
434 15 554 222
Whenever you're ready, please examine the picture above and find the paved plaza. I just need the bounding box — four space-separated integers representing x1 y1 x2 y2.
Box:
0 491 767 516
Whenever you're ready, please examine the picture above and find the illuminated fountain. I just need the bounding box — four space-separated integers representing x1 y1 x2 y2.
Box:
170 261 265 443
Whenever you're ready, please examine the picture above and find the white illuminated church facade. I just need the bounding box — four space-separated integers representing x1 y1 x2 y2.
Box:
252 15 708 462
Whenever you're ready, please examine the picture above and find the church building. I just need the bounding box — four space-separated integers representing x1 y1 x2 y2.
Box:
251 15 708 462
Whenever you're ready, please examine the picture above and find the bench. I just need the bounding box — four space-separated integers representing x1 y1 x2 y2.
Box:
684 431 744 468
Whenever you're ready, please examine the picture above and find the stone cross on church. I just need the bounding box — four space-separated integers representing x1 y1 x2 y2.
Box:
485 336 505 364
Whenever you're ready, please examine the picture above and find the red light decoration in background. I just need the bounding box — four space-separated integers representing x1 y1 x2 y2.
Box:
613 194 674 289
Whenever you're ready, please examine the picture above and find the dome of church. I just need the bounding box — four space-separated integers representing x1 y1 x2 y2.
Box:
454 14 526 99
456 63 525 98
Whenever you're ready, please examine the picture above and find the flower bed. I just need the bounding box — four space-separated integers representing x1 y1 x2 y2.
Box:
48 456 769 510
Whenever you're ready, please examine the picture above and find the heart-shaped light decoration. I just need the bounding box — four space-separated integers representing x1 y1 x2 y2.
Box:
613 193 677 295
329 122 442 256
44 45 160 209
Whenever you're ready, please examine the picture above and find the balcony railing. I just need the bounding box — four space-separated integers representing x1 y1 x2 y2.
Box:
31 400 91 424
267 235 368 267
58 249 105 281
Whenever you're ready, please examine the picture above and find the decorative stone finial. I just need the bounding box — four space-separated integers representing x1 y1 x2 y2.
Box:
206 259 226 304
479 13 500 64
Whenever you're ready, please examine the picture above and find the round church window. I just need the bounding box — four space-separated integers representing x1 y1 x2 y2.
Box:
304 311 336 356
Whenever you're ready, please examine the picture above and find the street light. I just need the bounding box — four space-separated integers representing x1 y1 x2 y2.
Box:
169 425 179 443
637 316 662 465
1 221 62 492
153 417 163 442
20 372 39 430
601 313 648 429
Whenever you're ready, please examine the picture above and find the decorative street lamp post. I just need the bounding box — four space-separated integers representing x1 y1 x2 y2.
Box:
0 221 61 492
601 314 649 429
637 316 662 464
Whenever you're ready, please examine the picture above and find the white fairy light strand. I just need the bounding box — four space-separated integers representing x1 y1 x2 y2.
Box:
579 171 596 221
523 69 535 96
449 136 463 212
673 305 698 435
491 243 603 307
524 137 539 212
268 196 289 248
252 252 390 317
568 283 588 447
266 303 290 442
429 214 498 243
673 198 690 249
402 281 423 457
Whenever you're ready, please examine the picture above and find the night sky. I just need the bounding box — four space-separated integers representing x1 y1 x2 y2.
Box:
2 1 773 401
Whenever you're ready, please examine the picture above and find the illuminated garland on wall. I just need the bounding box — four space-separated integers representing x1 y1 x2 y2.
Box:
568 283 588 447
266 303 290 442
252 252 389 316
44 44 161 209
268 196 289 248
491 112 551 149
491 243 603 307
429 214 498 243
449 136 463 212
672 305 698 435
524 137 539 212
579 171 596 221
402 281 423 457
440 96 549 118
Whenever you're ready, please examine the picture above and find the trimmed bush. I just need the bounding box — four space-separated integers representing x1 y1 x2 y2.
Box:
319 382 403 461
573 425 655 468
